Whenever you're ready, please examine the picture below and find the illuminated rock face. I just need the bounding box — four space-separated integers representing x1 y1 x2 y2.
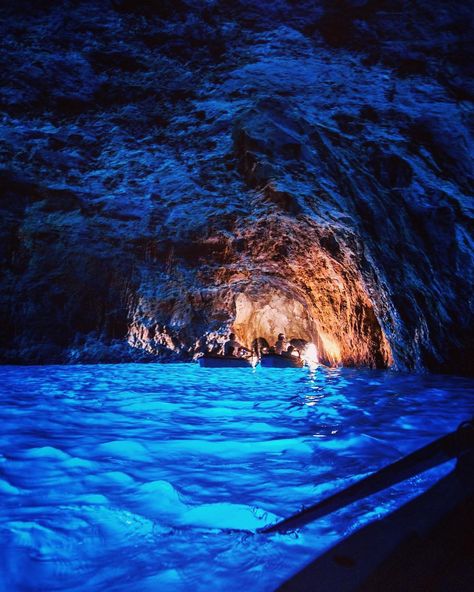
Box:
218 215 393 368
0 0 472 373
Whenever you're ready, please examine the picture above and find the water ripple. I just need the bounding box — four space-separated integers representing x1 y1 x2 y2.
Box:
0 363 473 591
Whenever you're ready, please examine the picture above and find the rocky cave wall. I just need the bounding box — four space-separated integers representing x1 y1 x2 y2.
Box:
0 0 473 373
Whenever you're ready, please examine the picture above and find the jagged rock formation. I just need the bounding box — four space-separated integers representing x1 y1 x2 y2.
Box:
0 0 473 373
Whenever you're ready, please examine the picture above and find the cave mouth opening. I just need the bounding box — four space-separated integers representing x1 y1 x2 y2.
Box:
230 286 392 369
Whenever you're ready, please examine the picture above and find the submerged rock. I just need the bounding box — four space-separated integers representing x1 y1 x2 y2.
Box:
0 0 472 374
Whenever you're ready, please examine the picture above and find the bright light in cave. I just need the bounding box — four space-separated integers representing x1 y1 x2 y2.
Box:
302 342 319 367
319 333 341 365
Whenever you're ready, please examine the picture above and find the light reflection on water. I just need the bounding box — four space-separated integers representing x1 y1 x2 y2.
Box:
0 363 473 591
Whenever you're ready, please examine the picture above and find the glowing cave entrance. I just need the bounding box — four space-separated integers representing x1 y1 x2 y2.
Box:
230 289 392 369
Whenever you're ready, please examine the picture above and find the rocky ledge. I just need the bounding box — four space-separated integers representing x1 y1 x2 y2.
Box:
0 0 473 373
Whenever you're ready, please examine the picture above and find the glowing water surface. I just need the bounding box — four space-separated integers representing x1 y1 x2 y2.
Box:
0 364 473 591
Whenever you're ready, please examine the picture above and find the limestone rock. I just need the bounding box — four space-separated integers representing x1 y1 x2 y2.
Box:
0 0 472 374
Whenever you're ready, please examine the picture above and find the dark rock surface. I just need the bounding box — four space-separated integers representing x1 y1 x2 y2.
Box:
0 0 473 373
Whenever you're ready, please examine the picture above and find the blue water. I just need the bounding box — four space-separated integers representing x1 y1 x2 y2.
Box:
0 364 473 592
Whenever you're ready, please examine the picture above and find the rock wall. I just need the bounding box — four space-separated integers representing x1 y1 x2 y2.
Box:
0 0 472 373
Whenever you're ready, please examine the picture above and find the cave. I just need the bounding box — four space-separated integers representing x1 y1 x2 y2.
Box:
230 254 393 366
231 282 392 369
205 215 394 369
1 0 472 374
1 1 473 591
123 213 394 368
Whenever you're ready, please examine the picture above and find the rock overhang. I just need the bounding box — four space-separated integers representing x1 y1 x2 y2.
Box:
124 210 394 369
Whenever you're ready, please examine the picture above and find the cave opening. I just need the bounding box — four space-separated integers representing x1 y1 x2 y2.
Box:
232 291 324 359
216 216 395 370
229 278 392 369
126 219 394 369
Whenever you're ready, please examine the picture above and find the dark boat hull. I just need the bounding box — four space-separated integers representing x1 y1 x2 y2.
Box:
278 463 474 592
261 354 304 368
199 355 254 368
276 423 474 591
